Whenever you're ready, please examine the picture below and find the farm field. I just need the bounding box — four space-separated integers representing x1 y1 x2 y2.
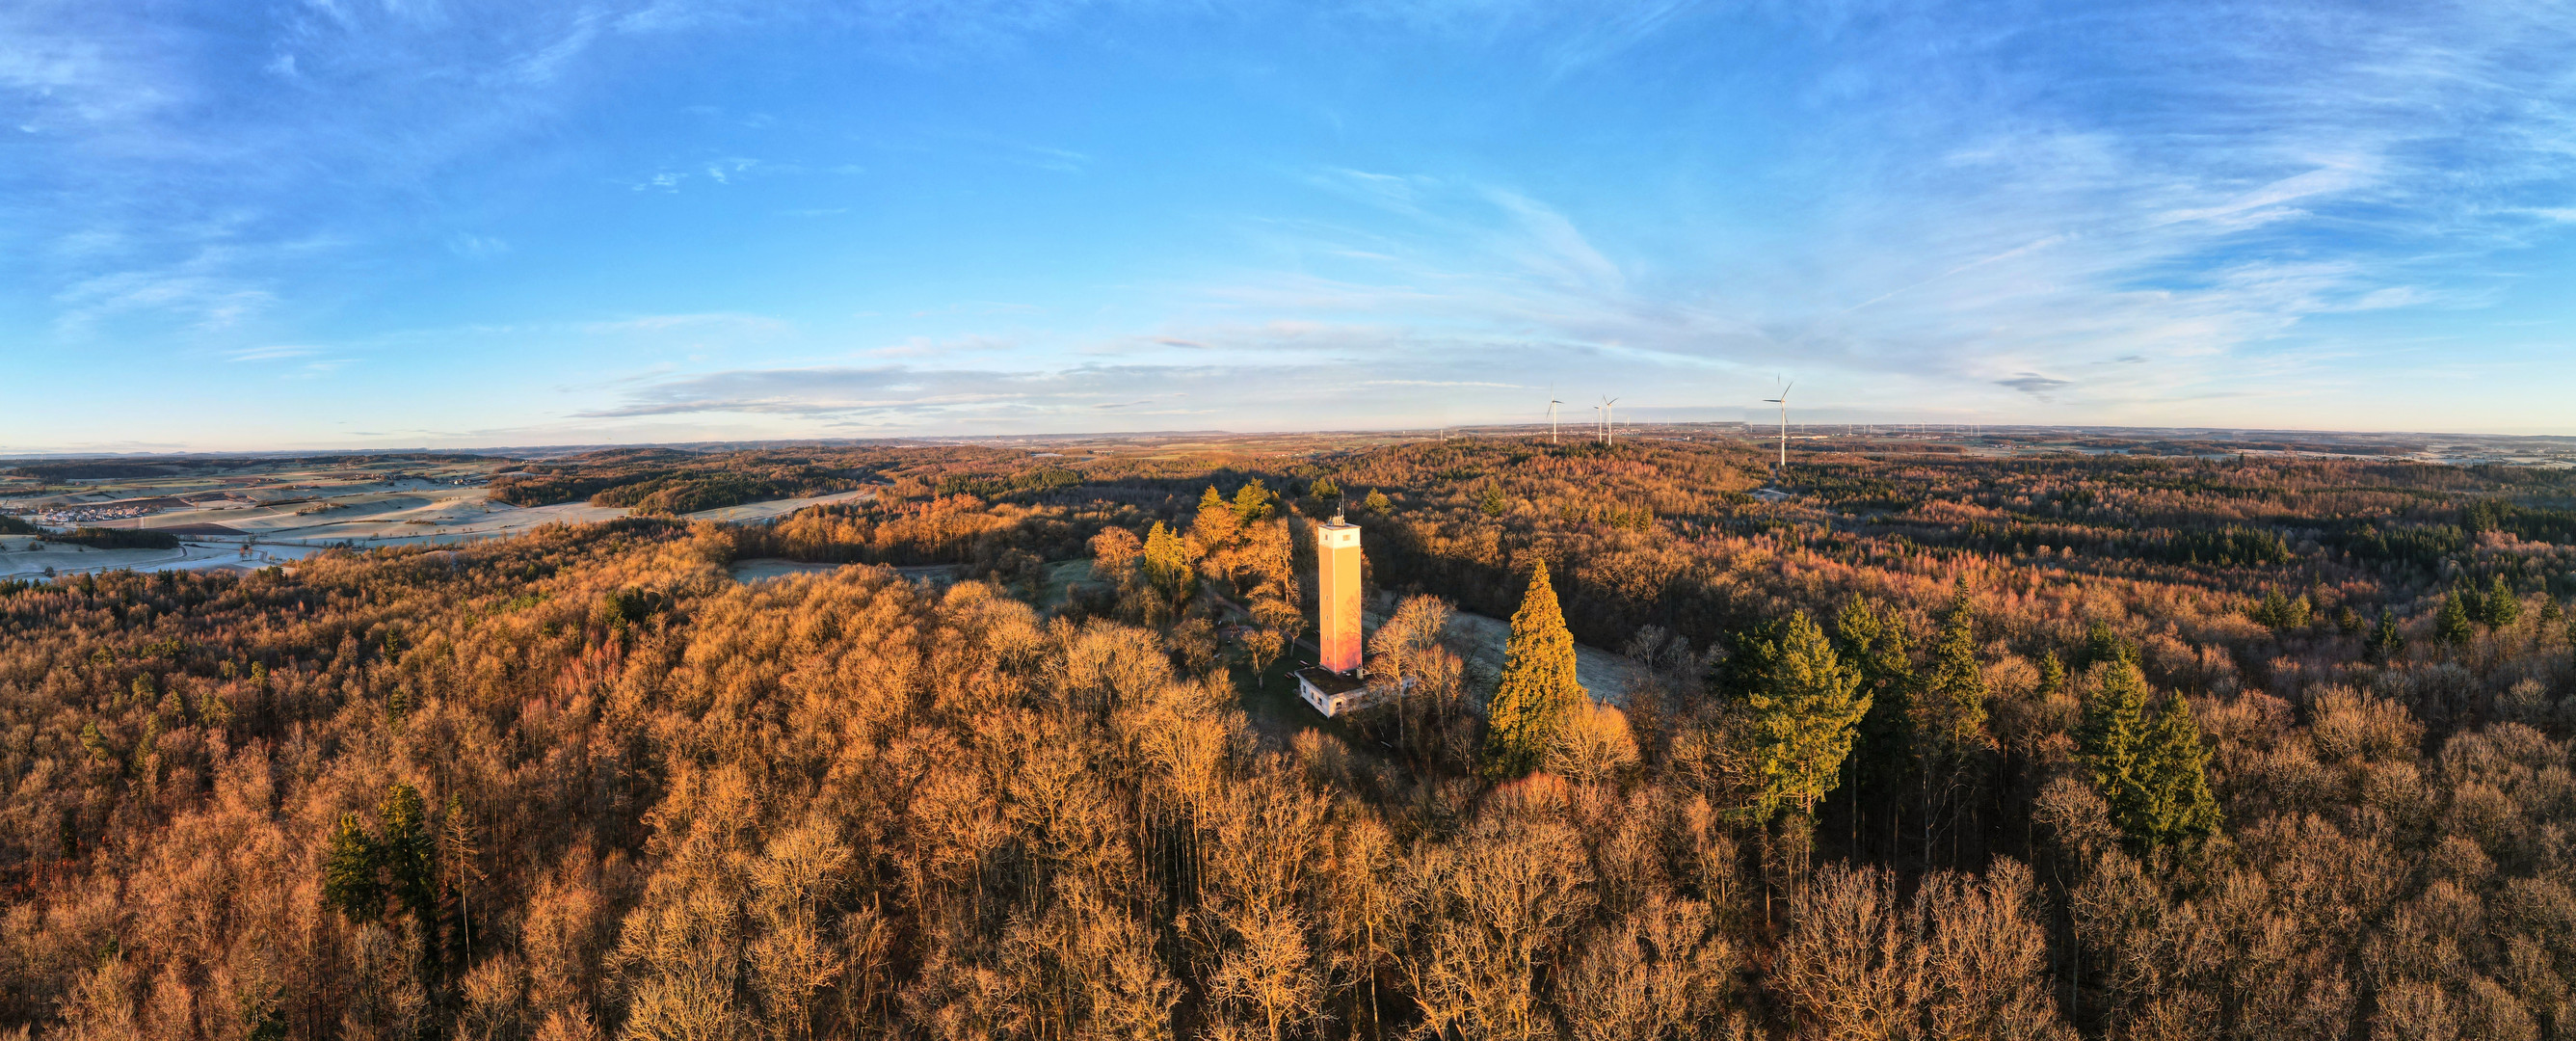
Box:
0 453 881 575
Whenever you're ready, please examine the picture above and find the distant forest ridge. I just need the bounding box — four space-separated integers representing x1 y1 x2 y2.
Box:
3 454 491 482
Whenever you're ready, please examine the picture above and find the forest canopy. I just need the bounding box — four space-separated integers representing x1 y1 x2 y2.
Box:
1 435 2572 1040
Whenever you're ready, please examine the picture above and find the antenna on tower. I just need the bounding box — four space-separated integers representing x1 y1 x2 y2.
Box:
1763 379 1795 474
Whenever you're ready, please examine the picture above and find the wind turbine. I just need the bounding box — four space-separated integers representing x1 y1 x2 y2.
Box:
1600 396 1619 444
1764 380 1794 474
1547 392 1564 445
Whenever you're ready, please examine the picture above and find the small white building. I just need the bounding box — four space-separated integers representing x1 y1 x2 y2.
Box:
1293 665 1375 718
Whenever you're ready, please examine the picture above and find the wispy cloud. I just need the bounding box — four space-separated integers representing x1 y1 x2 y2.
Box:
447 233 511 259
576 353 1567 432
579 312 794 335
576 363 1204 419
226 345 317 361
1996 373 2073 399
863 334 1019 359
1178 1 2576 422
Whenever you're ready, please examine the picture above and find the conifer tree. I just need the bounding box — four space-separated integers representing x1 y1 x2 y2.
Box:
379 782 437 923
2250 588 2291 629
1232 480 1273 522
1915 598 1989 761
2078 661 2218 846
2367 609 2405 664
1912 596 1991 863
1363 489 1391 513
1834 598 1913 759
2435 588 2476 647
2082 620 2135 669
1833 596 1912 858
77 721 114 768
1482 561 1583 778
2077 660 2148 837
1740 611 1869 820
2484 574 2521 629
2037 651 2065 698
2141 692 2221 843
1833 597 1911 693
1142 521 1196 606
322 812 382 922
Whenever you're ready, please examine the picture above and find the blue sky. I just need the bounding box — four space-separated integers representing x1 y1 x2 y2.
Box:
5 0 2573 451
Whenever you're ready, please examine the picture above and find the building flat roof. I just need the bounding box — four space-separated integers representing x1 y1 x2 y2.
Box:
1292 666 1369 696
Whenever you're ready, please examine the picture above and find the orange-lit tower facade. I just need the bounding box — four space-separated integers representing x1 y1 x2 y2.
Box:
1316 513 1363 674
1294 512 1371 717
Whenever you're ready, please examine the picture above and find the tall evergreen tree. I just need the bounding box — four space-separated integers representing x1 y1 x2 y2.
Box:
321 811 382 922
379 782 437 923
2078 661 2149 840
1914 598 1989 762
2082 620 2135 670
2484 574 2522 629
2078 660 2219 846
2248 588 2313 630
1482 561 1583 778
1834 596 1913 856
1832 597 1912 702
1232 480 1274 522
1912 596 1992 864
1142 521 1196 606
2367 609 2406 665
2140 692 2222 843
1834 598 1913 774
2036 651 2065 698
2435 588 2477 647
1740 611 1869 820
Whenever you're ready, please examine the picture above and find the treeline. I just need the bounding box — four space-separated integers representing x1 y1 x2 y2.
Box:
4 453 487 483
486 449 861 512
737 495 1095 569
54 526 183 550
